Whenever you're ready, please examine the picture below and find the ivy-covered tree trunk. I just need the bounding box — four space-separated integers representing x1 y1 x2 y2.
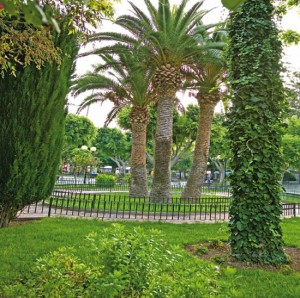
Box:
0 27 78 228
227 0 287 264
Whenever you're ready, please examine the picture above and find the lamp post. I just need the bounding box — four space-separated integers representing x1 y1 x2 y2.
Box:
81 145 97 184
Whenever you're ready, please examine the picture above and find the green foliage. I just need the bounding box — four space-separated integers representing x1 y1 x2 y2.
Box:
95 174 116 187
282 171 297 181
209 239 225 249
221 0 246 10
71 148 99 174
94 127 131 166
2 224 228 297
1 218 300 297
0 14 62 77
282 116 300 172
0 0 117 76
193 244 208 256
286 72 300 116
227 0 288 264
211 254 229 264
279 29 300 45
0 23 78 227
63 114 97 162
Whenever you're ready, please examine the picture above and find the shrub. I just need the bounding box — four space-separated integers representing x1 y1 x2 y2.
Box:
95 174 116 188
283 171 297 182
209 239 225 249
3 224 237 297
193 244 208 256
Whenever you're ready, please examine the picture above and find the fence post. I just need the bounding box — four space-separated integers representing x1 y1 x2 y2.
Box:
293 203 296 217
48 196 53 217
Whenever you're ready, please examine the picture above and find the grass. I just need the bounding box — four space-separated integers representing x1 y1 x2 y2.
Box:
1 217 300 297
280 192 300 203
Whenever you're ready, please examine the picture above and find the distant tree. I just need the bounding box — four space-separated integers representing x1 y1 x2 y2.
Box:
286 72 300 116
282 115 300 178
172 155 193 180
63 114 97 158
209 115 231 184
71 147 100 183
94 127 131 173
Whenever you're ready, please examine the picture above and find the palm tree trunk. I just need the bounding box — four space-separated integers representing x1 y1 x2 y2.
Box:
181 95 218 200
129 106 149 197
150 93 175 202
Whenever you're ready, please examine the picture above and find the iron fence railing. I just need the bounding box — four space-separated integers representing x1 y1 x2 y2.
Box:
54 180 232 197
19 190 300 222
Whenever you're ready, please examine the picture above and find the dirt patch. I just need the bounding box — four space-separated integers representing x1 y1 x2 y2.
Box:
9 218 42 227
187 241 300 273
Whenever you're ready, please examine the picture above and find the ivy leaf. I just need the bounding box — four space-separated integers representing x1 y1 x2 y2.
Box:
236 221 243 231
221 0 246 11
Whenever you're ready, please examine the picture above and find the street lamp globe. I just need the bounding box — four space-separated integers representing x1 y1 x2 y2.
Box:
90 146 96 152
81 145 88 150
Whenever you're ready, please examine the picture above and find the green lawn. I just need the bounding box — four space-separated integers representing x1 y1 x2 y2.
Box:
0 217 300 297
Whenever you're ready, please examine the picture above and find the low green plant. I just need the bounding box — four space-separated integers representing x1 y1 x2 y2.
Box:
209 239 225 249
279 265 295 275
193 244 208 256
95 173 116 188
212 254 229 265
3 224 230 297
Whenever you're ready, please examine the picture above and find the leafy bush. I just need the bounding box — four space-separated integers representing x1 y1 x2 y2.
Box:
95 173 116 187
193 244 208 256
283 171 297 182
3 224 237 297
209 239 225 249
116 173 131 184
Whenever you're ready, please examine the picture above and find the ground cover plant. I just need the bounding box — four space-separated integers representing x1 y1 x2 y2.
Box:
0 217 300 297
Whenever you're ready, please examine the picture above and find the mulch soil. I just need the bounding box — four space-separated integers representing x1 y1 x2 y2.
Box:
186 241 300 273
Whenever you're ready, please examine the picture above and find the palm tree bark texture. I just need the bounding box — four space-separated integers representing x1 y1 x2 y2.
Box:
150 86 176 202
181 94 219 199
129 106 149 197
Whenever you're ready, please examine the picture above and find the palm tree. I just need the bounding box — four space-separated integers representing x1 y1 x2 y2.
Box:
71 49 155 197
177 24 227 199
88 0 219 202
181 62 226 199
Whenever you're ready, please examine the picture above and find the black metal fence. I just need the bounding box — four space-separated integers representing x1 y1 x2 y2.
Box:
19 190 300 222
54 180 232 197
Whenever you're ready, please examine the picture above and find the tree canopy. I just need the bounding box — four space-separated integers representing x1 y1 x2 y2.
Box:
0 0 118 77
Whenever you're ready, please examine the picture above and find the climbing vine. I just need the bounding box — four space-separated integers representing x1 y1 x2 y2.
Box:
227 0 288 264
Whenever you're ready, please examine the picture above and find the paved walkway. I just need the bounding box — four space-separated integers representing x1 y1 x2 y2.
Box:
17 202 230 223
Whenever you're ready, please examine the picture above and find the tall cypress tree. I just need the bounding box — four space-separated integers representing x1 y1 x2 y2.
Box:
227 0 287 264
0 24 78 227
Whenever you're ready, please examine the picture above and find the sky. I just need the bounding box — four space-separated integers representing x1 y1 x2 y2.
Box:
68 0 300 128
